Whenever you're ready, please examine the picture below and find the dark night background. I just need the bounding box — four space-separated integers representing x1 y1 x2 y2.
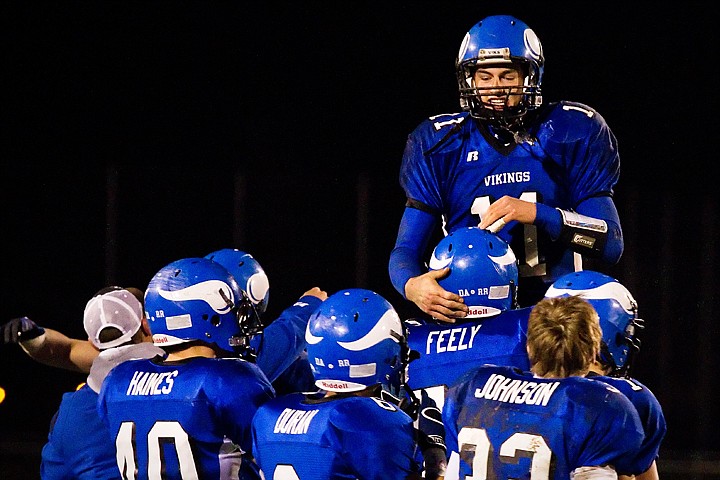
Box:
2 2 719 477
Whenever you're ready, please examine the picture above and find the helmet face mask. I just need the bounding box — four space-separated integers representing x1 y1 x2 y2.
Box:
204 248 270 316
205 248 270 357
544 271 643 377
456 15 544 127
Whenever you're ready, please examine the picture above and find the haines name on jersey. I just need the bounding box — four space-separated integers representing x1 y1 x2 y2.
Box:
474 373 560 407
426 325 482 354
125 370 179 396
274 408 319 435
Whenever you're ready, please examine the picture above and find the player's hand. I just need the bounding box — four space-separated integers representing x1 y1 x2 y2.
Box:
301 287 328 302
478 195 537 231
2 316 46 344
405 269 467 323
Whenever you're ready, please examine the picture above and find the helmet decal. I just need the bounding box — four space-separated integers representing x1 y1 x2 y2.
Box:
305 324 323 345
428 251 454 270
245 271 269 306
338 309 402 351
457 32 471 63
523 29 543 61
489 249 517 266
157 280 235 314
545 281 634 314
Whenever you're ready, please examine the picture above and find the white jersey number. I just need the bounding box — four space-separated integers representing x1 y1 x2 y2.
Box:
273 465 300 479
455 427 551 479
116 421 200 480
471 192 547 276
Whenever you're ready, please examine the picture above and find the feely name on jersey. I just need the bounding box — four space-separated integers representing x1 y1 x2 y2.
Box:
125 370 179 396
273 408 319 435
474 373 559 407
425 324 482 354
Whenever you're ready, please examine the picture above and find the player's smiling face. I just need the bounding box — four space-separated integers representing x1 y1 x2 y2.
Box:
472 66 524 111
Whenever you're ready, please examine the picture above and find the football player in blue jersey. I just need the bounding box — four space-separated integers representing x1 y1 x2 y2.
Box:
204 248 323 394
545 271 667 480
251 288 423 480
443 295 644 480
389 14 624 321
406 227 531 478
97 257 276 479
39 287 163 480
2 248 325 391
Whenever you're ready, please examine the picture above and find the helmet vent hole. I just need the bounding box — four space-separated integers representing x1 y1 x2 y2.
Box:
238 261 245 267
353 312 359 322
173 269 181 277
209 314 221 326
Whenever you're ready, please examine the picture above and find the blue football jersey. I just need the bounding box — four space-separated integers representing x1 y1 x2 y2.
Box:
588 373 667 475
41 384 120 480
97 356 274 480
407 307 532 414
399 102 620 302
443 365 644 479
251 294 324 384
251 392 423 480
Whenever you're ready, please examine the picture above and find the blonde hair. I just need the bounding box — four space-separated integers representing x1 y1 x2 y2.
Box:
527 296 602 378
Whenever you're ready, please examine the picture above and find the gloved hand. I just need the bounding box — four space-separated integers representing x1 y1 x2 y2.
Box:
2 316 45 344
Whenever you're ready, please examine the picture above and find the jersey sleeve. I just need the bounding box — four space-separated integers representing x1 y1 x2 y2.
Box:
551 102 620 206
572 381 644 469
399 114 468 212
211 359 276 454
253 294 324 382
399 121 444 212
611 377 668 475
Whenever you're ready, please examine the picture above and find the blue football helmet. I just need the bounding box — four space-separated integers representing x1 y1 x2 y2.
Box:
305 289 408 398
204 248 269 341
544 270 643 377
456 15 544 124
429 227 518 318
144 257 252 355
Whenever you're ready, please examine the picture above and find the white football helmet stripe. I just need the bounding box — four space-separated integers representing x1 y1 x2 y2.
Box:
545 281 635 313
429 252 453 270
158 280 235 314
245 272 269 305
305 325 324 345
488 249 517 266
338 309 402 351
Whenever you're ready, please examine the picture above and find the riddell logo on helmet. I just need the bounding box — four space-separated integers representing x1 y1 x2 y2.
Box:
319 380 350 390
468 307 490 316
154 336 170 344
